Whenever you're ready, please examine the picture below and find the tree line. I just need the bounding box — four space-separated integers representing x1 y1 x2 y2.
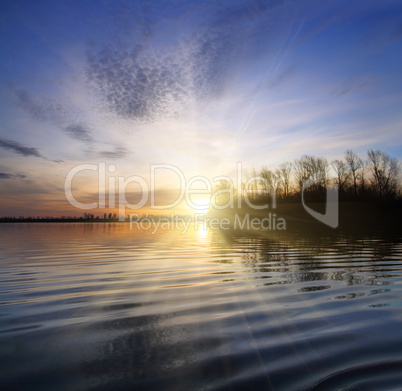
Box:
215 149 400 204
0 213 122 222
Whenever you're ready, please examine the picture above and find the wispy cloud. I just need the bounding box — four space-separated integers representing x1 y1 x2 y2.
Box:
14 89 85 138
238 109 256 138
330 75 370 97
0 139 43 158
15 90 49 121
0 172 26 179
64 123 93 142
269 63 298 89
86 144 128 160
14 89 72 123
99 145 128 159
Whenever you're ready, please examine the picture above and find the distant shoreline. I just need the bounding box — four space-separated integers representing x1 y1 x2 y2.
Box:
1 201 400 225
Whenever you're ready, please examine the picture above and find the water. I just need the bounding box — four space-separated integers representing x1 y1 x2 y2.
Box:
0 222 401 390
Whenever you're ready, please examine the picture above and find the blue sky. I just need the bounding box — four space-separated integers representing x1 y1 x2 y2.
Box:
0 0 401 215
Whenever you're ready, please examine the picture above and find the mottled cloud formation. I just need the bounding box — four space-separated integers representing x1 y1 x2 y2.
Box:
0 173 26 179
0 139 43 158
85 1 277 123
64 123 93 142
13 1 283 130
85 41 214 122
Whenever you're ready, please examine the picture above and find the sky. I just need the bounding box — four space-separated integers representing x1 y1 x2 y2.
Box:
0 0 402 217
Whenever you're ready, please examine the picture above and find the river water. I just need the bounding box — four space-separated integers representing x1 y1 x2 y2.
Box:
0 222 401 390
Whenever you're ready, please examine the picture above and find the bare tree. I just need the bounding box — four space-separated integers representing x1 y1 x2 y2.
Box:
312 156 328 191
276 162 292 198
240 168 251 200
293 157 310 194
345 150 362 194
248 168 260 200
259 167 279 207
260 167 279 193
293 155 328 195
359 158 370 193
367 149 399 199
212 178 234 207
332 159 350 193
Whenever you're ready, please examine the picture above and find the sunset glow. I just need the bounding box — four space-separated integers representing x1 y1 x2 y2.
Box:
1 0 401 217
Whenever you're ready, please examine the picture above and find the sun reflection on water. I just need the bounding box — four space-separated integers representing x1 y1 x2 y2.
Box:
197 222 208 240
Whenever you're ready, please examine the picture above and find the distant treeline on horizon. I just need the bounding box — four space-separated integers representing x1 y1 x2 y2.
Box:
0 213 174 223
0 214 122 223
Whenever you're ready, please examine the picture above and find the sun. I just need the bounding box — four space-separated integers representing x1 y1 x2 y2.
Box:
193 201 211 215
198 222 208 239
195 204 210 215
189 195 211 215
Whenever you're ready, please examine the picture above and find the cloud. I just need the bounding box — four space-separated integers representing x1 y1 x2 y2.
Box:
86 41 197 122
64 123 93 142
12 1 286 130
0 139 43 158
215 0 282 24
14 89 83 131
269 63 298 88
0 173 26 179
86 144 128 159
14 89 97 149
330 75 370 97
84 1 280 123
15 90 49 121
14 89 71 123
99 145 128 159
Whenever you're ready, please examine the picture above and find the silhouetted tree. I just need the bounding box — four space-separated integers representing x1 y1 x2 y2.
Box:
213 178 233 207
276 162 292 198
345 150 361 195
260 167 279 196
332 159 350 193
359 158 370 194
293 156 311 194
294 155 327 195
367 149 399 199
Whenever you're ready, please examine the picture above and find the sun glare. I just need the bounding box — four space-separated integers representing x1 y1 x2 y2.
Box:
197 222 208 239
190 195 211 215
196 205 210 215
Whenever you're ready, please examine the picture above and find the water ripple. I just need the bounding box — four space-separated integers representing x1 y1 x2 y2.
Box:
0 223 401 390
